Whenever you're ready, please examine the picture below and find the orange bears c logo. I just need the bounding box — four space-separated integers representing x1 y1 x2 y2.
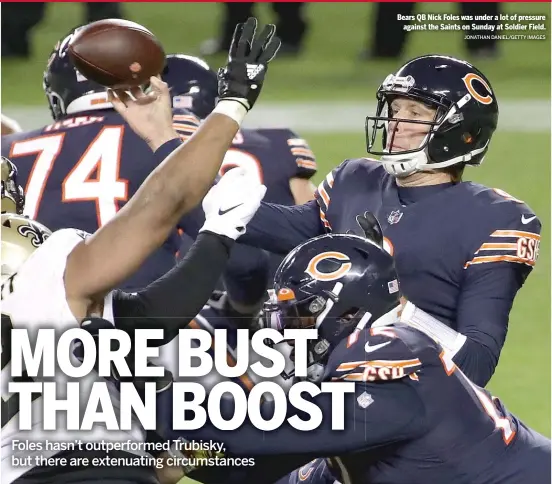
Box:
462 73 493 105
305 251 352 282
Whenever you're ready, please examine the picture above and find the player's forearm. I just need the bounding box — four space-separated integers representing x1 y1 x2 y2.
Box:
239 200 324 253
453 300 512 386
451 339 498 387
453 264 526 386
132 113 239 232
159 113 241 216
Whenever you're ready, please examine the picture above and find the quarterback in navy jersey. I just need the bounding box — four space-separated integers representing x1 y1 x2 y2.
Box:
1 27 201 291
173 54 541 388
161 54 318 280
163 233 550 484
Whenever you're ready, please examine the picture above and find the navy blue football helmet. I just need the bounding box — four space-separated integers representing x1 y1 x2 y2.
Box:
366 54 499 177
43 26 112 121
263 233 402 379
161 54 218 119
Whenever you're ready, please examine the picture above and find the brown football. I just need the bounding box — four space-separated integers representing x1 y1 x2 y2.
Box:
68 19 165 89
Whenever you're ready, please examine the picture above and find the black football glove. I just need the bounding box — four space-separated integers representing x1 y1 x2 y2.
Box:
217 17 281 111
347 211 384 248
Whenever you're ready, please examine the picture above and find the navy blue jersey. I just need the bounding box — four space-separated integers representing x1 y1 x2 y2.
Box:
176 127 317 288
168 324 550 484
230 128 317 282
221 128 317 205
237 158 541 386
2 109 200 290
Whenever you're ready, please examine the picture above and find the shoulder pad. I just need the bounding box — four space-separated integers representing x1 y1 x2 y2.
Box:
467 183 537 216
326 326 422 383
315 158 386 231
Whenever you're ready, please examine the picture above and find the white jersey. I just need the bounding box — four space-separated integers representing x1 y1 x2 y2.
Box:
1 229 146 484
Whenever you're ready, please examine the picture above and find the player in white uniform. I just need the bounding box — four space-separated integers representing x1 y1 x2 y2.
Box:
1 18 281 484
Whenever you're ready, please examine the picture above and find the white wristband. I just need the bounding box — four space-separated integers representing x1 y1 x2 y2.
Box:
212 99 248 126
399 301 467 357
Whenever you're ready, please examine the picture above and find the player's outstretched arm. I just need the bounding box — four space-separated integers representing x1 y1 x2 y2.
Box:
112 168 267 342
64 18 280 316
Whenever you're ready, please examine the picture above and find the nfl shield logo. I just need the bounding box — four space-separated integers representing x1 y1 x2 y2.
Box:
387 210 403 225
357 391 374 409
388 279 399 294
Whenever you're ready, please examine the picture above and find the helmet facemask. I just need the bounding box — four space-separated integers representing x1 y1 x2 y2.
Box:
262 285 371 383
262 287 336 382
365 73 490 178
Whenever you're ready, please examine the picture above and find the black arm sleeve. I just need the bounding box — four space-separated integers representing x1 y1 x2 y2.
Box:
112 232 233 344
453 262 528 386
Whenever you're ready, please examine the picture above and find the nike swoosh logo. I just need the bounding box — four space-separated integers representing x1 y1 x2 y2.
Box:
218 203 243 216
521 215 537 225
364 341 392 353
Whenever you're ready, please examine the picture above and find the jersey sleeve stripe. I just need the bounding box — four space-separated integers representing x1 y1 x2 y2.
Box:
287 138 310 147
477 243 518 252
172 114 200 124
468 229 541 268
320 209 332 230
491 229 540 240
333 359 422 382
291 147 315 158
173 123 198 132
464 254 536 269
317 181 330 209
336 358 422 372
315 170 336 230
296 159 317 170
316 173 335 209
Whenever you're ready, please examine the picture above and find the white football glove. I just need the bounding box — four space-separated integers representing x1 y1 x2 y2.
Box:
199 167 267 240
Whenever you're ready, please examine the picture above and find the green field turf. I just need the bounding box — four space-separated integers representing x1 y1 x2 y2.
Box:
1 0 549 458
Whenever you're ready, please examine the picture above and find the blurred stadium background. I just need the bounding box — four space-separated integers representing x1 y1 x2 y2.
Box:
2 2 550 438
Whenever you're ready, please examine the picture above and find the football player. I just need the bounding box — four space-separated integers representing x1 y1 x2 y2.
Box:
2 26 203 291
162 53 318 281
1 18 280 484
174 54 541 388
164 232 551 484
